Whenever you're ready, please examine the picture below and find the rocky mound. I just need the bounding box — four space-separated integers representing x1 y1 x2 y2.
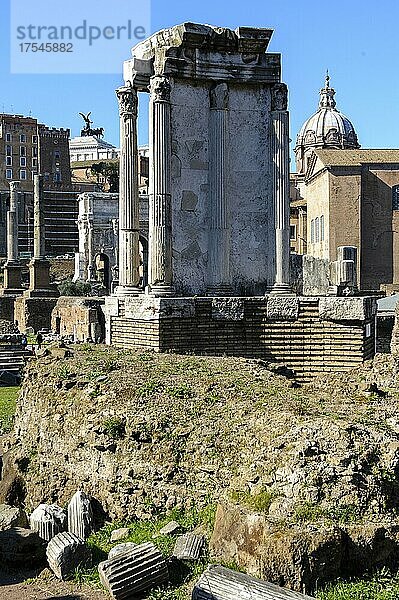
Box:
2 347 399 593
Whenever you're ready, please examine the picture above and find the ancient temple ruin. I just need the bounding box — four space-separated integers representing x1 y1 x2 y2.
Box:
111 23 289 297
101 23 376 378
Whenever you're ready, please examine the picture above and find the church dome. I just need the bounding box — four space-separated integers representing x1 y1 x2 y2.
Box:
296 74 360 152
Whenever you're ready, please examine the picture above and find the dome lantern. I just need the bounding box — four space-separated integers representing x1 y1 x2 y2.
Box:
295 72 360 174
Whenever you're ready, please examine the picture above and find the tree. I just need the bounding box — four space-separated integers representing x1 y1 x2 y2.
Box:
90 161 119 192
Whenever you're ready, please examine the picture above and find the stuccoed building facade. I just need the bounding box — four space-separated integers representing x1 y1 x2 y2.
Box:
291 76 399 293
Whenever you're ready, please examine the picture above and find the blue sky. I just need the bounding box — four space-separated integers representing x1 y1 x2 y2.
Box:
1 0 398 160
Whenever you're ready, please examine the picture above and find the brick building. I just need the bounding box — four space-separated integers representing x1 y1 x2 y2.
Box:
0 113 78 257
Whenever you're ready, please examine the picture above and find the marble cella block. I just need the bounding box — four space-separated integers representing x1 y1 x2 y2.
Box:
46 531 91 580
98 541 168 599
30 503 67 541
173 533 205 560
67 490 94 540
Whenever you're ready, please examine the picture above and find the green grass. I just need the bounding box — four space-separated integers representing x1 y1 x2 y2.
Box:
74 503 216 598
229 489 275 513
317 570 399 599
0 386 19 433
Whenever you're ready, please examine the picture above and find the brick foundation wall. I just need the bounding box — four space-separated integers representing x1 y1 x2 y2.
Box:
106 296 376 381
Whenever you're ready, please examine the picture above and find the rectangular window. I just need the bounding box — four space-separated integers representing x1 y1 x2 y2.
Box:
320 215 324 242
6 133 11 142
6 156 12 166
20 146 26 156
20 169 26 180
310 219 315 244
393 185 399 210
54 172 61 183
32 135 37 144
20 157 26 167
290 224 296 241
32 158 37 167
6 145 12 156
20 133 26 143
315 217 320 243
31 171 38 180
32 147 38 157
6 169 12 179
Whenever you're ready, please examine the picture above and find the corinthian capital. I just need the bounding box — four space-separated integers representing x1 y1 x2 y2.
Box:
271 83 288 111
149 76 171 102
9 181 20 193
116 85 138 118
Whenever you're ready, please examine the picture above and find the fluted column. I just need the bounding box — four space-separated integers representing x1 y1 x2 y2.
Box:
3 181 22 291
148 75 173 296
115 84 141 295
207 82 232 295
270 83 292 295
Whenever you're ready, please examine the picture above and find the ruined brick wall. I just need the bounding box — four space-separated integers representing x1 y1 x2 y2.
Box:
14 297 58 333
51 296 105 342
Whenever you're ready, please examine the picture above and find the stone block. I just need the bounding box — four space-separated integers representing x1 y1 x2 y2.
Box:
0 527 46 565
192 564 315 599
110 527 130 542
0 504 28 530
159 520 181 535
266 297 299 321
109 542 137 559
67 490 94 540
46 531 91 580
211 298 245 321
98 541 168 599
319 297 377 322
29 503 67 541
173 533 205 560
125 297 195 321
181 191 198 211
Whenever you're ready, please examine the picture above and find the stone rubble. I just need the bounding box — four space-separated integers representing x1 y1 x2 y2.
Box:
0 527 45 565
30 503 67 541
98 541 168 599
46 531 91 580
0 503 28 530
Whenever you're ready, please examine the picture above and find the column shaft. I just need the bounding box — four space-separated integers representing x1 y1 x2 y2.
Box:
115 85 141 294
33 174 45 259
270 83 292 295
148 76 173 295
8 181 20 263
207 82 231 295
